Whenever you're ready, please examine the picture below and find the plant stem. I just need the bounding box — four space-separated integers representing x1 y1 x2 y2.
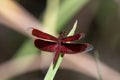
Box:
94 51 102 80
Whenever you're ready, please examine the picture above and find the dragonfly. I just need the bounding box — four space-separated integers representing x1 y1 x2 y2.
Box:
31 28 93 64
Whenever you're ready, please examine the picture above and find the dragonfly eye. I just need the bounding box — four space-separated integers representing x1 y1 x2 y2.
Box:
59 31 66 37
58 31 65 40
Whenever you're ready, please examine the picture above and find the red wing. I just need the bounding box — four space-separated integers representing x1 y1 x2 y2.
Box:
34 39 57 52
60 43 93 53
61 33 85 42
32 28 57 41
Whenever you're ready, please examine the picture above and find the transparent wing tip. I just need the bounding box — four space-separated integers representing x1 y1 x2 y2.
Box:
85 44 94 53
80 33 85 39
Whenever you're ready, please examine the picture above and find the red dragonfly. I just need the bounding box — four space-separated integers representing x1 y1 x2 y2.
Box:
31 28 92 64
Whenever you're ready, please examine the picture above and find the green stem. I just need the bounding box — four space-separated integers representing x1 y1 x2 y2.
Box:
44 53 63 80
94 51 102 80
43 0 59 35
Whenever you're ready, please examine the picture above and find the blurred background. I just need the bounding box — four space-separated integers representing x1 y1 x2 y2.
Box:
0 0 120 80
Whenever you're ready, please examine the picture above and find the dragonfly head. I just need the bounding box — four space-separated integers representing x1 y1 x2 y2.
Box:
57 31 66 44
59 31 65 38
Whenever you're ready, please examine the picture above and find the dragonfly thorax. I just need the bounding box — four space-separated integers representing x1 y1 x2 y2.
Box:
57 32 65 45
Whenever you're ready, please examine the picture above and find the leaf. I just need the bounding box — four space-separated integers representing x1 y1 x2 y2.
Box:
14 40 38 57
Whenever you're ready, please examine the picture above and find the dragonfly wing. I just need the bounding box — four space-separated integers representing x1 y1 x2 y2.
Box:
62 33 85 42
60 43 93 53
34 39 57 52
32 28 57 41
